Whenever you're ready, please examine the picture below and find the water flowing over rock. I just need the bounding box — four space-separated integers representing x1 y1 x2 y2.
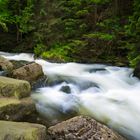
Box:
0 76 31 99
0 56 13 72
0 121 46 140
47 116 126 140
11 62 44 83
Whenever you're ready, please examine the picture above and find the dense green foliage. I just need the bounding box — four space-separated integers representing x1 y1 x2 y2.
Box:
0 0 34 36
0 0 140 67
125 0 140 66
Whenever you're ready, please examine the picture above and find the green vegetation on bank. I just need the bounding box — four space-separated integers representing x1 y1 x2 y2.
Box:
0 0 140 67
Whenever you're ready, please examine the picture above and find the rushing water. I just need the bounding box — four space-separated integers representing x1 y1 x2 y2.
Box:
1 52 140 140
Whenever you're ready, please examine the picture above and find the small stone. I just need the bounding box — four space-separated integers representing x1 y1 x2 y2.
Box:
60 85 71 94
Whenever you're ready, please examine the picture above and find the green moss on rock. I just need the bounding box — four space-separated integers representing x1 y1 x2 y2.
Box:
0 121 46 140
0 97 36 121
0 76 31 99
0 56 14 72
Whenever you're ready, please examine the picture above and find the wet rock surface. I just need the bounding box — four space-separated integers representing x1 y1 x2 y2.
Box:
60 85 71 94
47 116 126 140
0 97 36 121
0 121 46 140
0 76 31 99
11 62 44 83
31 75 48 90
0 56 13 72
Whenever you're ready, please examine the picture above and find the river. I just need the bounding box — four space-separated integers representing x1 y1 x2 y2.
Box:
1 51 140 140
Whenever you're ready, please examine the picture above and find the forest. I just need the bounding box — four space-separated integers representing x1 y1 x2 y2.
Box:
0 0 140 67
1 1 140 140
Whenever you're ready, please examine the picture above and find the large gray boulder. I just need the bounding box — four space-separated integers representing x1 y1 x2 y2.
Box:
11 62 44 83
0 97 36 121
0 76 31 99
0 56 13 72
47 116 126 140
0 121 46 140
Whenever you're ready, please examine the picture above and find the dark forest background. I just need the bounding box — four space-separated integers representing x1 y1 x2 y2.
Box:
0 0 140 67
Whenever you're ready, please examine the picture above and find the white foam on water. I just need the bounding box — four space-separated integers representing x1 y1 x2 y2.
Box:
1 52 140 139
34 59 140 139
0 51 34 62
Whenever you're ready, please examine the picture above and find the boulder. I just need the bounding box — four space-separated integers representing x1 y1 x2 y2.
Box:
47 116 126 140
12 62 44 83
0 97 36 121
0 121 46 140
134 62 140 78
0 56 13 72
0 76 31 99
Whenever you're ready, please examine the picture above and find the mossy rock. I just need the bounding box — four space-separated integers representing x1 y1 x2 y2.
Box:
0 97 36 121
0 56 14 72
0 76 31 99
0 121 46 140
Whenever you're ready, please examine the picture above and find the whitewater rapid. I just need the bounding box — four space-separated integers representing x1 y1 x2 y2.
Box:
1 51 140 140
